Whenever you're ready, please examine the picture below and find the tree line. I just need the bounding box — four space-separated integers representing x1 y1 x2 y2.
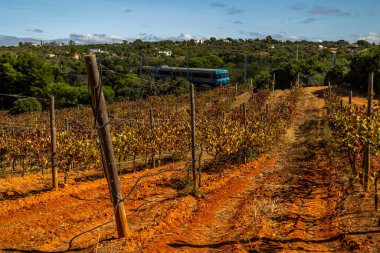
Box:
0 37 379 112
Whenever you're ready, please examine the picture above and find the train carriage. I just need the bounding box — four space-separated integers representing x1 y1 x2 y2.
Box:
138 65 229 86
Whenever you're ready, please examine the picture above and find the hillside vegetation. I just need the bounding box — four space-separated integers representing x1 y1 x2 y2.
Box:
0 38 379 110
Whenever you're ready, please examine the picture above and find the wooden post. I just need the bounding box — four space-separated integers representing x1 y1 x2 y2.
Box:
265 104 269 116
65 118 70 131
242 103 247 126
244 54 247 85
297 73 300 86
349 90 353 104
250 78 253 91
272 73 276 91
190 83 197 192
235 82 238 96
50 96 58 190
340 99 343 109
328 81 331 96
242 103 247 163
375 174 379 211
150 109 155 168
364 73 374 191
85 54 130 238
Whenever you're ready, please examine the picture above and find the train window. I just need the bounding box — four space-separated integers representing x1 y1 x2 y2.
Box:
217 73 228 78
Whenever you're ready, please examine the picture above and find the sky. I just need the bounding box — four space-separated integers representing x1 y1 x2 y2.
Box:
0 0 379 46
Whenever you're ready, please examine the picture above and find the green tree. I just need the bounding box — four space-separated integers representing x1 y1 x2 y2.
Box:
253 70 272 89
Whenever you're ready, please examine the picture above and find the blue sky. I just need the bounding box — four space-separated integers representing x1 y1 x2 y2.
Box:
0 0 379 45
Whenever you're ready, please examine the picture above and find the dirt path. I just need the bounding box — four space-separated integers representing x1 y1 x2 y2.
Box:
140 87 347 252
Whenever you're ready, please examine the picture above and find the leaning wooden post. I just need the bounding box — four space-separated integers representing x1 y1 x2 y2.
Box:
190 83 197 192
50 96 58 190
364 73 374 191
85 54 130 238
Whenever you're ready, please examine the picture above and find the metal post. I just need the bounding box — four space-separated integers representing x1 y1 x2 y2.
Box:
85 54 130 238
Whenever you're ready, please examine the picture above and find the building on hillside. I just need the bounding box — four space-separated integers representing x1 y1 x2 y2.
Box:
73 53 80 60
90 48 101 53
157 50 172 56
347 44 359 52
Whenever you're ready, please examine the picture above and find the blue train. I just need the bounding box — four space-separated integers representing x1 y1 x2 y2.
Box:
138 65 230 86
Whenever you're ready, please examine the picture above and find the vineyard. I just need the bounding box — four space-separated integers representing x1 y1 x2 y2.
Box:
2 81 380 251
0 82 298 194
325 84 380 208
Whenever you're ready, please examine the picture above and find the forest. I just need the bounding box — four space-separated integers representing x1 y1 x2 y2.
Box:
0 37 379 112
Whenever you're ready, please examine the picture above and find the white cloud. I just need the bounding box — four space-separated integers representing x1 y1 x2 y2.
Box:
210 2 226 8
359 32 380 44
309 6 350 16
246 32 307 41
226 7 244 15
139 33 207 42
0 35 42 46
288 3 307 11
69 33 129 44
233 20 245 25
299 18 318 24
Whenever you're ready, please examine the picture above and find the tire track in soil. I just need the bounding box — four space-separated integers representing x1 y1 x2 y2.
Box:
144 88 346 252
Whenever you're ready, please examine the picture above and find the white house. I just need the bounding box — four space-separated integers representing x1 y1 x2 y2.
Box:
157 50 172 56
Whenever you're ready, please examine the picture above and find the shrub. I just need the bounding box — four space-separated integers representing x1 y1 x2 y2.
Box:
9 97 42 115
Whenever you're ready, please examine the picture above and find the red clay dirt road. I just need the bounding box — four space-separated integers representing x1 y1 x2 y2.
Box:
1 87 380 252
